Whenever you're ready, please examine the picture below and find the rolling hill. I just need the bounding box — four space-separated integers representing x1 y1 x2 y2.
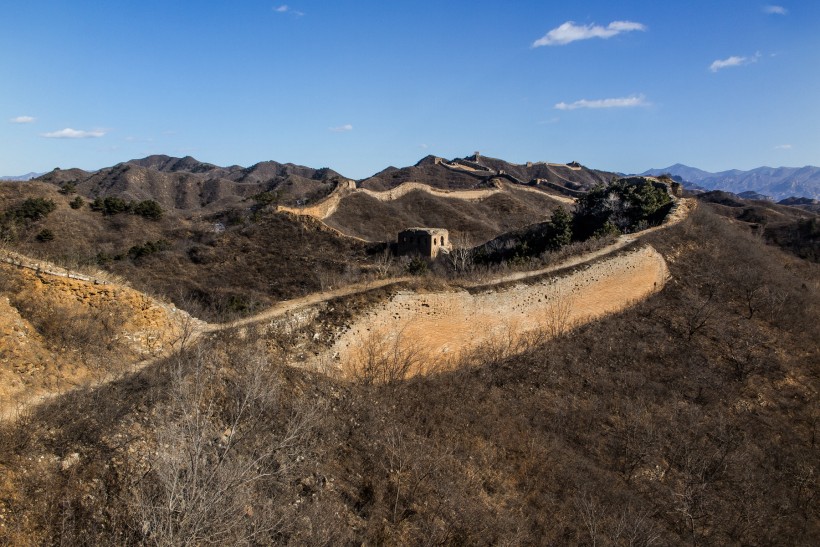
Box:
0 194 816 545
34 155 343 212
2 154 602 319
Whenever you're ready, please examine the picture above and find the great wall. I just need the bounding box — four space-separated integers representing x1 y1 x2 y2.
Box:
0 185 693 419
326 244 669 376
277 179 574 223
317 196 692 377
276 156 578 234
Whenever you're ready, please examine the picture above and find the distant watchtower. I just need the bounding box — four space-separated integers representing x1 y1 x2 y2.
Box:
397 228 451 258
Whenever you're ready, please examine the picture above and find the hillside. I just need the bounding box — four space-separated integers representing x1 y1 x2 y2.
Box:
696 190 820 261
0 258 195 419
0 201 816 544
0 181 374 320
779 196 820 213
361 154 612 193
641 163 820 200
321 183 568 244
35 155 342 212
1 156 818 544
1 154 597 319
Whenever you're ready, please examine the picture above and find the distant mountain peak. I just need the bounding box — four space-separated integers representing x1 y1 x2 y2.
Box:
126 154 218 173
0 171 45 181
640 164 820 201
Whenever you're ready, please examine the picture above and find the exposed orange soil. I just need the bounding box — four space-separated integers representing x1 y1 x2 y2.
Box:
329 245 669 376
0 263 199 419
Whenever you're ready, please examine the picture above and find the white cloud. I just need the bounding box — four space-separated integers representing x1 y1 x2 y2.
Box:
10 115 36 124
41 128 107 139
329 124 353 132
532 20 646 47
419 143 429 149
709 53 760 72
774 144 793 150
554 95 648 110
763 5 787 15
274 5 303 16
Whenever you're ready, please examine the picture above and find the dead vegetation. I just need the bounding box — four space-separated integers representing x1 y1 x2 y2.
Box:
324 186 564 244
0 181 376 321
0 204 817 544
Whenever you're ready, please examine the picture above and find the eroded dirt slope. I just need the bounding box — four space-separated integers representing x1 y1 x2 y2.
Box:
0 263 198 418
325 244 669 375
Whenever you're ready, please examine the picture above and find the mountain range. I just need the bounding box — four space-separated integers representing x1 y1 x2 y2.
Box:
0 172 45 181
28 154 611 212
640 163 819 201
8 159 818 202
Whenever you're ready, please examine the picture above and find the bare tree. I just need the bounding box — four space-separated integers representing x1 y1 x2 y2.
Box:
373 247 394 279
347 327 427 385
541 286 575 338
574 491 604 546
447 232 475 275
686 284 718 340
130 339 314 545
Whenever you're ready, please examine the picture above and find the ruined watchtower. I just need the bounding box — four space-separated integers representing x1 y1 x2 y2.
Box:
397 228 451 258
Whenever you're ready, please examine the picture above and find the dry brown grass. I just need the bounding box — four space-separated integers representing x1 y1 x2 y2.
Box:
325 186 563 243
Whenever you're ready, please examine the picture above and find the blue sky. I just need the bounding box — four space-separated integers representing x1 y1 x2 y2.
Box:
2 1 818 178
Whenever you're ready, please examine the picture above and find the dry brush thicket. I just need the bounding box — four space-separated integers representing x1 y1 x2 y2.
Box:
0 205 817 545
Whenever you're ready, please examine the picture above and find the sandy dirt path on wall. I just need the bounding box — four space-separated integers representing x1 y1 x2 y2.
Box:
328 244 669 376
277 182 506 220
277 180 572 223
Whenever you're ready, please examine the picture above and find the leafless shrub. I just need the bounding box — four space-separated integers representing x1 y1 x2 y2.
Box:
347 328 429 385
447 232 475 274
541 286 576 338
719 323 772 381
684 283 719 340
574 490 662 547
129 339 315 545
373 248 394 278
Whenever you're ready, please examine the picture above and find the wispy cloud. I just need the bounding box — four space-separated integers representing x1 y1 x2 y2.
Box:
763 5 788 15
709 53 760 72
774 144 792 150
329 124 353 133
10 115 36 124
532 20 646 47
273 5 303 16
419 143 429 149
554 95 648 110
41 128 107 139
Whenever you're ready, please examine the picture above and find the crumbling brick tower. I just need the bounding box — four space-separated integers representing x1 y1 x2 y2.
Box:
397 228 451 258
